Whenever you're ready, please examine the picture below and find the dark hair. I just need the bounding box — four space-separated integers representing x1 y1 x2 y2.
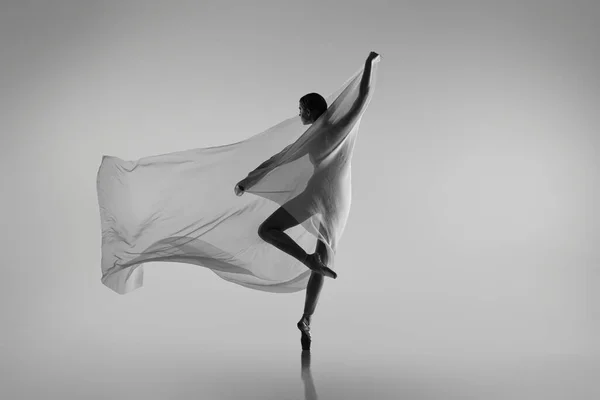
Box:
300 93 328 120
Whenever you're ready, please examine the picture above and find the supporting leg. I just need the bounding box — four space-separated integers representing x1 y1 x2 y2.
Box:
304 231 329 318
303 271 325 318
298 236 329 350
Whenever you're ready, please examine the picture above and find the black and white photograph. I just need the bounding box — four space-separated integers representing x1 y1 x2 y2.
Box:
2 1 599 399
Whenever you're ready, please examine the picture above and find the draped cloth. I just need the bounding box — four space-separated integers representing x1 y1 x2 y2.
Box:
97 60 379 294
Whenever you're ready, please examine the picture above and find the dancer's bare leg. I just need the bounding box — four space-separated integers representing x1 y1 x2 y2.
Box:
258 200 336 279
297 229 329 350
303 236 328 319
303 272 324 319
297 274 324 351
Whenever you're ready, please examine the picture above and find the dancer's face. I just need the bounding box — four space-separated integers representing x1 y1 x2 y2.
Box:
299 102 312 125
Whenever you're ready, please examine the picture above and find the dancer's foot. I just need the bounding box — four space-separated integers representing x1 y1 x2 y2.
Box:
304 253 337 279
297 318 311 351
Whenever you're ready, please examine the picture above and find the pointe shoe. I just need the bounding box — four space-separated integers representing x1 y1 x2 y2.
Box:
297 319 311 351
306 253 337 279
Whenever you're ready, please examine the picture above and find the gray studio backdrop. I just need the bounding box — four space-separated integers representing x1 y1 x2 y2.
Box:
1 1 598 399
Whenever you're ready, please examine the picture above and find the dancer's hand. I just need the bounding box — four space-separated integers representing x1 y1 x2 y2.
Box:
234 180 247 196
368 51 381 62
234 186 243 196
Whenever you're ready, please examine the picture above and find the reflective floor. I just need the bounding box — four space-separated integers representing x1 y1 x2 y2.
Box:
5 336 599 400
5 257 599 399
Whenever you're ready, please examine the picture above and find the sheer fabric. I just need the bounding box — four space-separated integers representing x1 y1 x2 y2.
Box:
97 60 379 294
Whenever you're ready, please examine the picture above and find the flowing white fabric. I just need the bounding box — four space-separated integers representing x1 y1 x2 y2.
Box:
97 60 379 294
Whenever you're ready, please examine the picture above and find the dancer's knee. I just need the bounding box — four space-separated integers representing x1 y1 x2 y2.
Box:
258 206 302 240
258 222 275 241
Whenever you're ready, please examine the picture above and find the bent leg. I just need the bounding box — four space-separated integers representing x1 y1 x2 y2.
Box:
258 199 312 265
258 194 336 279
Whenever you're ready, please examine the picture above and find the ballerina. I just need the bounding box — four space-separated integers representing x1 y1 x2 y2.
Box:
235 51 380 350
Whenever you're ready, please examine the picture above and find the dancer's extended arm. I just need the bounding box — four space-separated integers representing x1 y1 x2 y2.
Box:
235 52 380 195
235 143 298 195
308 52 379 161
334 52 379 129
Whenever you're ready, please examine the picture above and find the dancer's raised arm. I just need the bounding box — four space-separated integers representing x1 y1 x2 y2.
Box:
235 53 380 196
333 51 379 129
360 51 378 93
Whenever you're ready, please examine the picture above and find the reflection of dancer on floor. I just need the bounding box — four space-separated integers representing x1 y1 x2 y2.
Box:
301 350 318 400
236 51 379 350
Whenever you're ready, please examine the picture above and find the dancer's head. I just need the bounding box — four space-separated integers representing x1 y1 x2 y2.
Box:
299 93 327 125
